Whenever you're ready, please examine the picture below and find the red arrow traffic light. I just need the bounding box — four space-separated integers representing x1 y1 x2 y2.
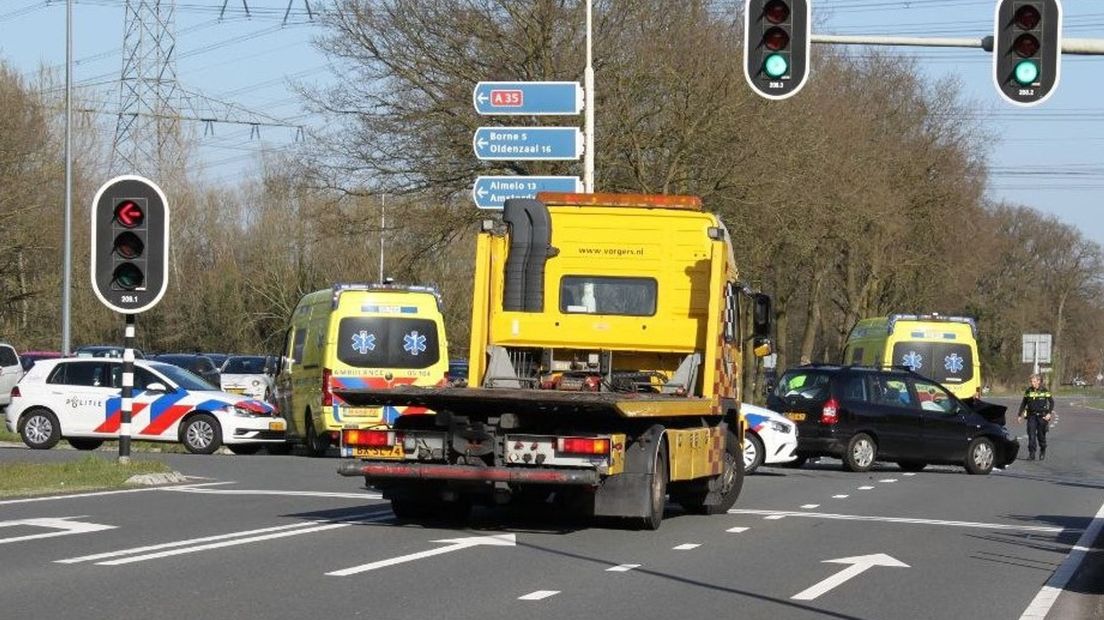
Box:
114 200 144 228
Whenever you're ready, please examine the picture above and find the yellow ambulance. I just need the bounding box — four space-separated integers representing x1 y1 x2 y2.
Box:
275 283 449 456
842 314 981 400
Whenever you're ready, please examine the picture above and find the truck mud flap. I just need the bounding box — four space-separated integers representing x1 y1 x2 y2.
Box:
338 460 600 486
592 424 664 519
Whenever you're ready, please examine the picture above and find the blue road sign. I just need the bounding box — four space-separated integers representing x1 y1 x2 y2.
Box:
473 127 583 161
472 176 583 210
472 81 584 116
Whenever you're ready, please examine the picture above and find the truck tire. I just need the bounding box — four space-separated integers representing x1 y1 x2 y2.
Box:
640 441 668 530
675 426 744 515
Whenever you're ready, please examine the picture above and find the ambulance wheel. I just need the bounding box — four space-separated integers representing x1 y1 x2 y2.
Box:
181 414 222 455
305 412 330 457
67 438 104 451
20 408 60 450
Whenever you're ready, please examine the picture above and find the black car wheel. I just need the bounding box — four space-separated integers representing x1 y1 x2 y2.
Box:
68 438 104 451
20 409 61 450
965 437 995 475
843 433 877 472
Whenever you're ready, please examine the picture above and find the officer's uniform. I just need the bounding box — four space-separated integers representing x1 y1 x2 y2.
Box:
1019 384 1054 460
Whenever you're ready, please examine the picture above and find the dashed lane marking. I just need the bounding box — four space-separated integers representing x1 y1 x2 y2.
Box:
728 509 1069 533
833 495 850 499
726 527 749 533
858 486 875 490
607 564 641 572
673 543 701 550
519 591 560 601
764 515 786 520
903 473 917 477
879 479 898 483
801 504 820 509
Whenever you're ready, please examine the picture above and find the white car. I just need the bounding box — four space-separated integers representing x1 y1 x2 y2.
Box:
219 355 276 402
742 402 798 474
5 358 286 455
0 343 23 409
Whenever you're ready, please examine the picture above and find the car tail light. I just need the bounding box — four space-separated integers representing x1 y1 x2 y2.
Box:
344 429 397 448
321 368 333 407
10 386 20 399
557 437 610 455
820 398 839 425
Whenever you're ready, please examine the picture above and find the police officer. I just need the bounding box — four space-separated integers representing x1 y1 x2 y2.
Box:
1018 374 1054 460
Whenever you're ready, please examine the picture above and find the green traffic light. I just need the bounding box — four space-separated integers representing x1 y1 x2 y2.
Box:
763 54 788 79
112 263 144 291
1014 60 1039 86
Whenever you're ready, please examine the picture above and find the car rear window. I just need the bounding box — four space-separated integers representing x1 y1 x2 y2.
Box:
337 317 441 369
776 370 832 402
0 346 18 367
223 357 266 374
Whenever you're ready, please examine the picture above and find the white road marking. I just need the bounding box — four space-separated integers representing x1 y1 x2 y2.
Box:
728 509 1068 533
1019 497 1104 620
878 479 898 483
726 527 749 533
903 473 917 477
162 487 383 500
0 481 230 506
327 533 516 576
0 517 115 545
672 543 701 550
858 486 875 490
801 504 820 509
792 553 909 601
764 515 786 520
518 591 560 601
606 564 641 572
833 495 850 499
57 512 390 566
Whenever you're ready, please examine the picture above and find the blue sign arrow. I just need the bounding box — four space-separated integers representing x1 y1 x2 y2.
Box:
472 176 583 210
472 81 584 116
473 127 583 161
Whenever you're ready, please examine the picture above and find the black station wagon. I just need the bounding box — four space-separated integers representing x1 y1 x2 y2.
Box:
765 365 1018 475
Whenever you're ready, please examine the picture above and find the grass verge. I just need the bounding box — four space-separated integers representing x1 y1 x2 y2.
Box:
0 454 171 497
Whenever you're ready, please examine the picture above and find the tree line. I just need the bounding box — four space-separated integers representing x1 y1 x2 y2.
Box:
0 0 1100 391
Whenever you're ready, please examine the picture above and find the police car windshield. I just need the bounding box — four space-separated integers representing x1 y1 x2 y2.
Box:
149 362 217 391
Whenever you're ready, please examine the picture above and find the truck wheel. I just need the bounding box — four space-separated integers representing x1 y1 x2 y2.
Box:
305 411 330 457
675 427 744 515
641 441 669 530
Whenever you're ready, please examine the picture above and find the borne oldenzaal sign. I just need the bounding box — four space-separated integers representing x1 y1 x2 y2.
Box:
472 176 583 210
472 127 583 161
472 81 585 116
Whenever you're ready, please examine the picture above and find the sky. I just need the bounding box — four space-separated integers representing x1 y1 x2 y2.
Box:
0 0 1101 242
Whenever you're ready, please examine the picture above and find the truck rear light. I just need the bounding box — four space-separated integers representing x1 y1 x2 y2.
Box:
557 437 610 455
321 368 333 407
344 429 397 448
820 398 839 425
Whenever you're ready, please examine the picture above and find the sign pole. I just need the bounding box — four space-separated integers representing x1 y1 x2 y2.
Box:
118 315 136 461
119 313 136 464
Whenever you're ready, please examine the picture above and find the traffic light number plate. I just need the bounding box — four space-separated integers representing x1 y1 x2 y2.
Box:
120 295 139 304
1018 89 1035 96
769 81 785 89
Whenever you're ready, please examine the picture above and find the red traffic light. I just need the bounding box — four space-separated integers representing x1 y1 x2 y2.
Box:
1014 33 1040 57
1014 5 1041 30
764 0 790 24
114 200 144 228
764 27 790 51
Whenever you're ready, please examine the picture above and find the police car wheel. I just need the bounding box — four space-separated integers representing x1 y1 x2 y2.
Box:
67 438 104 451
182 414 222 455
743 432 764 475
20 408 61 450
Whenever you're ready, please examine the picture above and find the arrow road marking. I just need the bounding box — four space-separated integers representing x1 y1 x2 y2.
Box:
0 517 115 545
326 533 516 576
792 553 909 601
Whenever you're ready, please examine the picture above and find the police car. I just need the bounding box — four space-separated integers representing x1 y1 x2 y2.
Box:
5 358 285 455
742 402 798 474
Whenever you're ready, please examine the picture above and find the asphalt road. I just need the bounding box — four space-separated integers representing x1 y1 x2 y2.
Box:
0 396 1101 620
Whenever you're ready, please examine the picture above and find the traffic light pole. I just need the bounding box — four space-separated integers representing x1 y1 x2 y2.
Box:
119 313 136 465
811 34 1104 55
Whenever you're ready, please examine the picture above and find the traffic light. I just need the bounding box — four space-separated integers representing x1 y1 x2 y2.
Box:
993 0 1062 107
90 175 170 314
744 0 811 100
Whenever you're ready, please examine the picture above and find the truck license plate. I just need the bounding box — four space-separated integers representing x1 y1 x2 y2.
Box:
354 445 404 459
784 412 806 422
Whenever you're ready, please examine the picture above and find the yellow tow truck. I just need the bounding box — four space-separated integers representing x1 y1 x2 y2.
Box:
336 192 772 529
